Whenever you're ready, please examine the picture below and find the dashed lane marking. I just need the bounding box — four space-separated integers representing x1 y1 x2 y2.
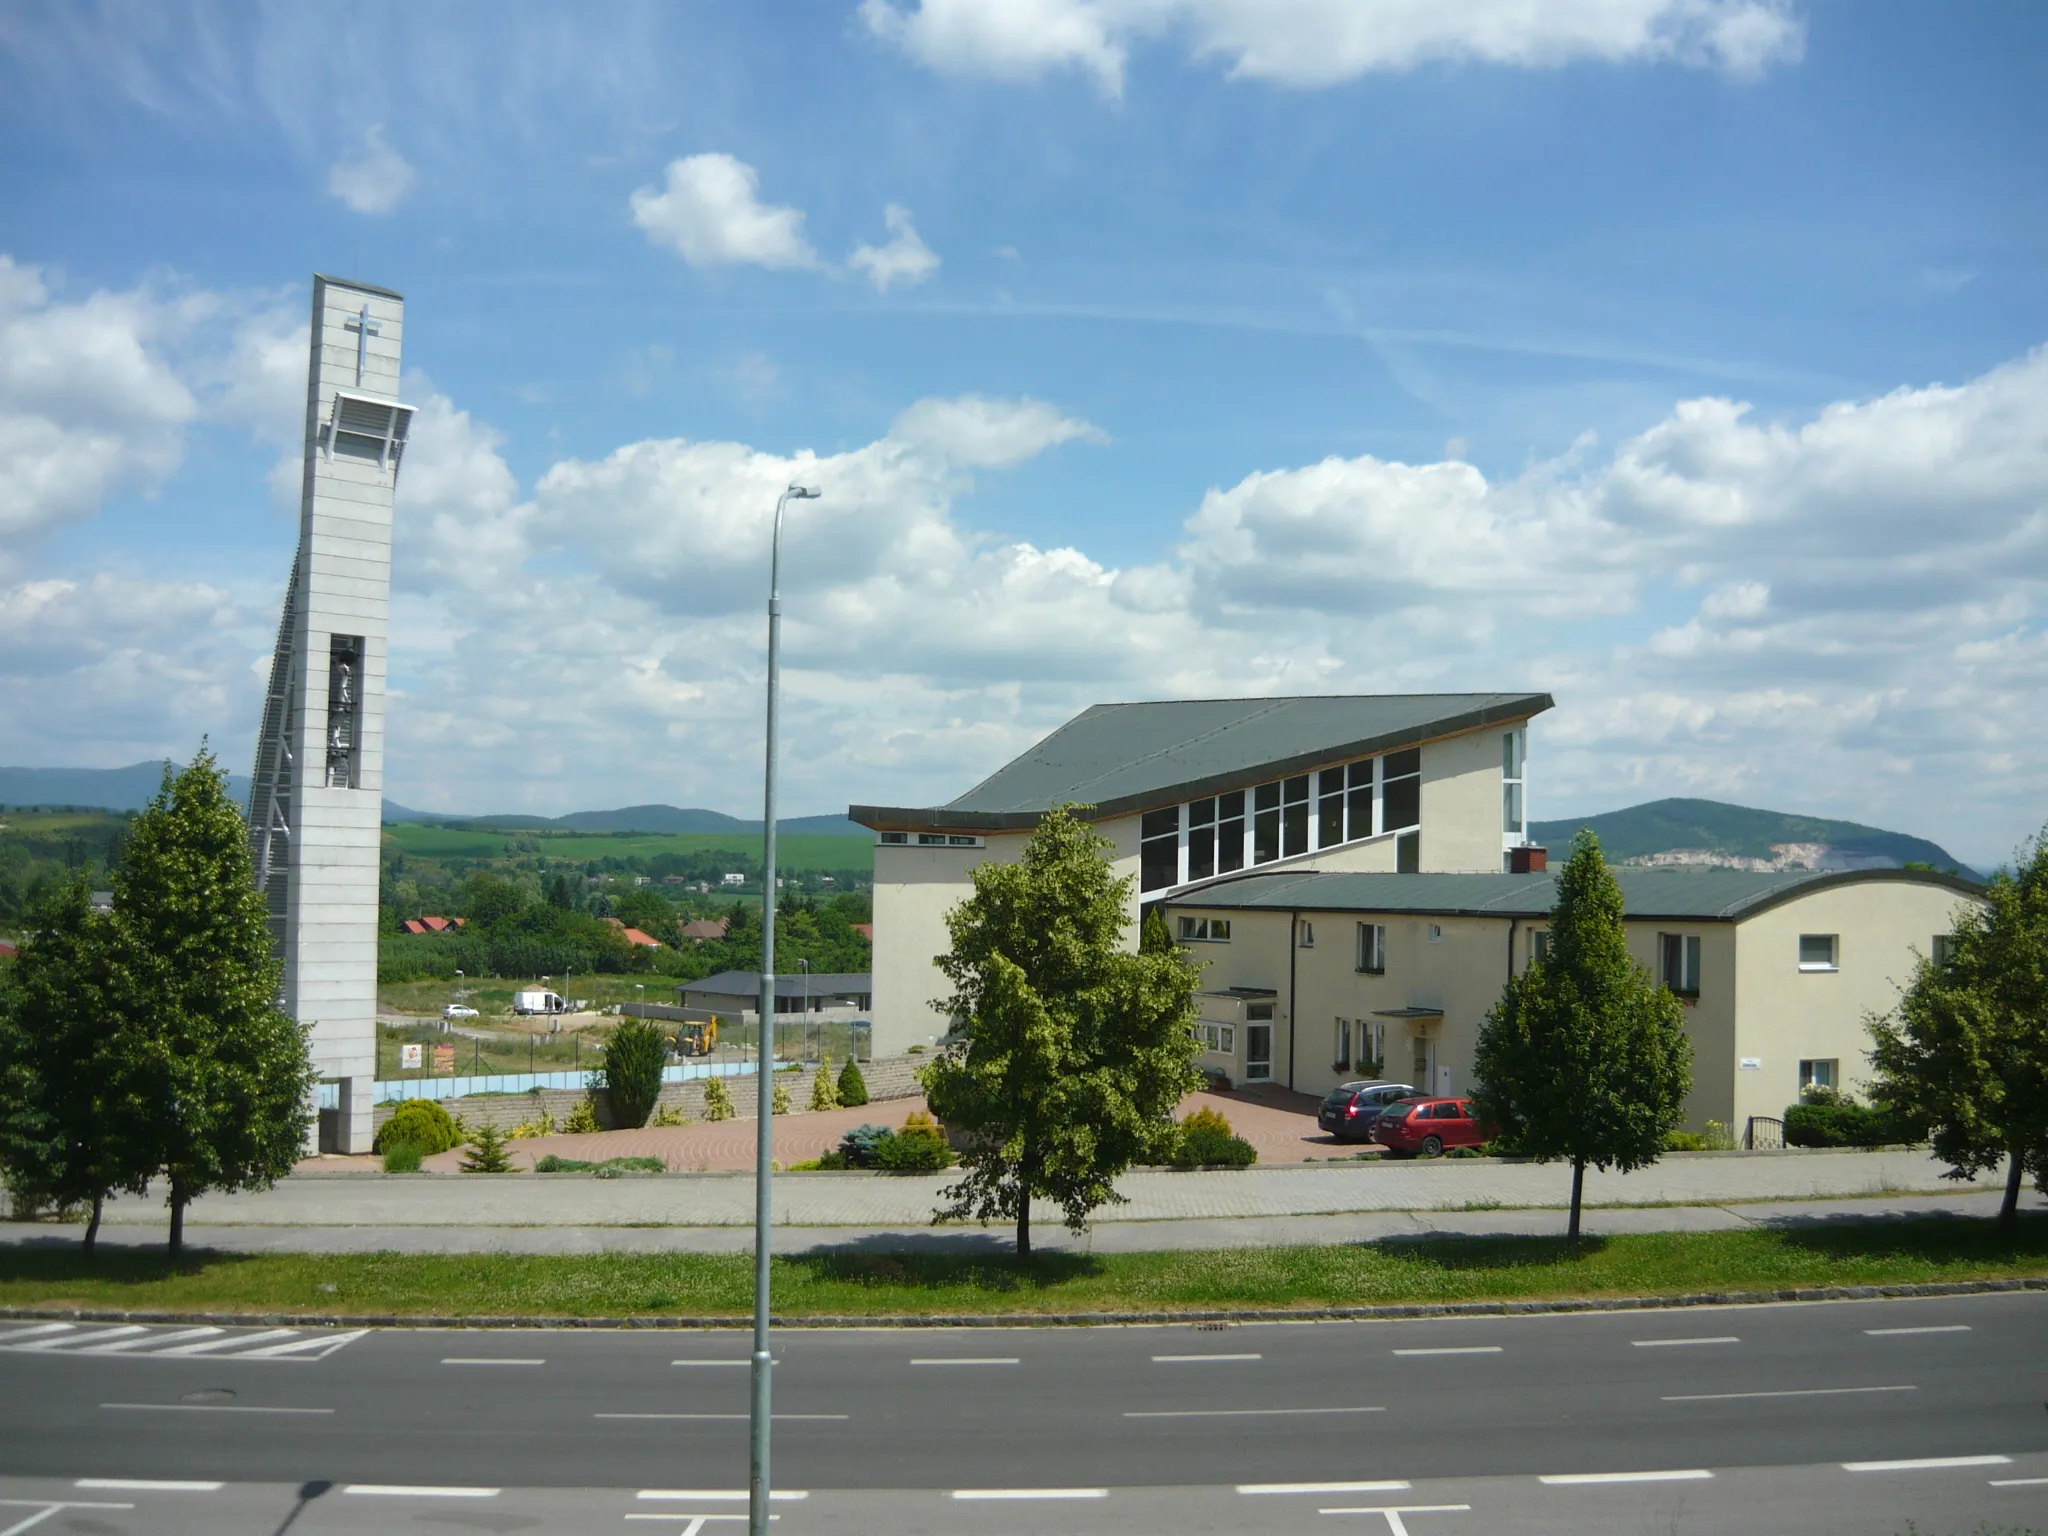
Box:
1241 1482 1412 1495
74 1480 223 1492
1126 1405 1384 1418
598 1413 847 1422
1154 1353 1262 1362
343 1485 501 1498
1664 1385 1915 1402
1632 1337 1739 1348
1392 1346 1502 1356
636 1491 807 1501
951 1488 1108 1500
1843 1456 2012 1472
1539 1470 1714 1485
1865 1325 1971 1336
910 1357 1018 1366
1991 1477 2048 1486
441 1357 546 1366
101 1402 333 1415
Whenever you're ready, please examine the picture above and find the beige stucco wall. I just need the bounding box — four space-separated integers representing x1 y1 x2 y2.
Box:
1730 879 1979 1129
1418 726 1511 873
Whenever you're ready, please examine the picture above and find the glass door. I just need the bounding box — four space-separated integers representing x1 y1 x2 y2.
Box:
1245 1023 1273 1082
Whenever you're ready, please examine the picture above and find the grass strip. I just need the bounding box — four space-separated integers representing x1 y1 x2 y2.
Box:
2 1216 2044 1321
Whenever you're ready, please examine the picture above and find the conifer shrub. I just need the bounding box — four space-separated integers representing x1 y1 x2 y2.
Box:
836 1056 869 1107
459 1122 515 1174
772 1078 791 1115
563 1097 602 1136
373 1098 460 1156
599 1018 668 1129
809 1059 841 1112
874 1110 955 1172
703 1078 734 1121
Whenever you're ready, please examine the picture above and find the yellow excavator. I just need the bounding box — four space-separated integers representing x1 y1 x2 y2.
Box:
670 1018 719 1058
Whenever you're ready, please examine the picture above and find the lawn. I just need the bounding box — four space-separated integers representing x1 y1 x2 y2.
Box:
382 823 872 873
378 974 674 1019
2 1217 2042 1320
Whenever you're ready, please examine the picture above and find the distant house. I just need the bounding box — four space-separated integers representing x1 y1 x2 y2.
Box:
852 923 873 942
0 940 17 962
681 970 872 1019
400 915 463 936
681 917 730 943
603 917 663 949
721 872 746 887
401 919 427 935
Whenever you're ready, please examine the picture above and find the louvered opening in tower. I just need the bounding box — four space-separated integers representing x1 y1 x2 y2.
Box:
325 391 416 473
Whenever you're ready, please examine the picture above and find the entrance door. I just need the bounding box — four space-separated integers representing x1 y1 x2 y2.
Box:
1245 1023 1273 1082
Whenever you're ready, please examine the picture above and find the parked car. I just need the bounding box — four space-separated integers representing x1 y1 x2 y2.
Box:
1318 1080 1422 1142
442 1004 479 1020
1373 1097 1491 1158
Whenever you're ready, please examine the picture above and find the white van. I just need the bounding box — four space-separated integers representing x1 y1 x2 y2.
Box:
511 989 569 1016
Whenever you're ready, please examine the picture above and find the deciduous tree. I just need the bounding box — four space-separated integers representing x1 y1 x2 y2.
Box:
920 805 1203 1257
1870 828 2047 1227
1472 830 1692 1245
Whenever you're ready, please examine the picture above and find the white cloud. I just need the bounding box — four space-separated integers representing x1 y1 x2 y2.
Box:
888 395 1106 467
326 124 418 215
848 204 942 292
630 154 820 270
862 0 1804 92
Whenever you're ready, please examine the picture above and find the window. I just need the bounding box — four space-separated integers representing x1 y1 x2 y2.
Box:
1141 806 1180 893
1659 932 1702 997
322 635 363 789
1283 774 1311 857
1298 920 1315 947
948 835 980 847
1194 1021 1236 1054
1530 928 1550 966
1356 922 1387 974
917 833 948 846
1176 915 1231 943
1318 768 1346 849
1187 796 1217 882
1426 923 1444 944
879 831 907 845
1350 758 1377 841
1397 830 1420 874
1383 748 1421 832
1932 934 1958 968
1799 934 1839 972
325 390 415 472
1246 1002 1275 1022
1218 789 1246 874
1799 1058 1838 1092
1502 729 1525 835
1253 781 1281 864
1334 1018 1352 1071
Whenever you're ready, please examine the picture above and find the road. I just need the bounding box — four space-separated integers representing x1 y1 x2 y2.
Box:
1 1292 2044 1532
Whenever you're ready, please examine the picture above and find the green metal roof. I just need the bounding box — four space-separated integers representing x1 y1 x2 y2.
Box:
1164 865 1983 922
851 692 1551 831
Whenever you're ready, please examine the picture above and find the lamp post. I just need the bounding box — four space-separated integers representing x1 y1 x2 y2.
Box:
751 481 817 1535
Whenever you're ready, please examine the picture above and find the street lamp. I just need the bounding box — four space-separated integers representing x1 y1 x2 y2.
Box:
751 481 818 1535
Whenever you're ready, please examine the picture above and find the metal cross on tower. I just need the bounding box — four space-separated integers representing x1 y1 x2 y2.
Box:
343 304 381 385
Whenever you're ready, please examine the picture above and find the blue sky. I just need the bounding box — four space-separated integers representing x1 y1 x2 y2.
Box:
1 1 2044 866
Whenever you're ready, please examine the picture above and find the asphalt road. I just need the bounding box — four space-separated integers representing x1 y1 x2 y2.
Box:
2 1293 2044 1533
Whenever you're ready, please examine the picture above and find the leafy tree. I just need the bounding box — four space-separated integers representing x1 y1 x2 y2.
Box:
462 872 527 929
598 1018 668 1129
837 1055 869 1107
1472 830 1693 1245
108 752 316 1256
1870 827 2048 1227
0 879 149 1255
546 873 575 911
920 805 1204 1257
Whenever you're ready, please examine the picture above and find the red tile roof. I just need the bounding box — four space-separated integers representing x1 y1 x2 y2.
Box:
852 923 873 941
681 918 730 941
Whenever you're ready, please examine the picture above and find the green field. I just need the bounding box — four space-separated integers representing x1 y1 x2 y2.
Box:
1 1218 2042 1320
382 822 872 871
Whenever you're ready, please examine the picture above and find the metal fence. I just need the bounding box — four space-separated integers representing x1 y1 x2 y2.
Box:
371 1059 755 1105
618 1003 871 1064
1745 1115 1785 1151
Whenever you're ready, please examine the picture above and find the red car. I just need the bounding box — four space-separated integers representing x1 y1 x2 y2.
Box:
1372 1097 1490 1158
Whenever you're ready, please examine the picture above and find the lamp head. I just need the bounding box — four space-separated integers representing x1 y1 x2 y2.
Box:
786 484 821 499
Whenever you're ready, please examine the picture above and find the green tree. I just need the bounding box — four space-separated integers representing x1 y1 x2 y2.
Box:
1139 906 1174 955
547 873 575 911
920 805 1203 1258
1870 827 2048 1227
771 1075 791 1115
0 880 149 1255
459 1120 515 1173
108 752 316 1257
463 872 527 929
809 1057 841 1111
836 1054 869 1107
598 1017 668 1129
1472 830 1693 1245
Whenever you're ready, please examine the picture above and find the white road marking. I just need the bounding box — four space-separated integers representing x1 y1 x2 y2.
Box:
672 1360 750 1368
441 1357 546 1366
1392 1346 1502 1356
0 1505 134 1536
1991 1477 2048 1486
1122 1417 1392 1425
74 1479 224 1491
343 1485 501 1498
951 1488 1108 1500
1540 1470 1714 1485
1843 1455 2012 1472
636 1490 807 1501
16 1326 148 1351
1154 1353 1262 1362
155 1329 301 1356
101 1402 334 1415
1632 1336 1740 1348
621 1519 751 1528
911 1357 1018 1366
598 1413 847 1422
0 1324 76 1345
87 1327 224 1354
1317 1503 1471 1534
1864 1324 1971 1336
1241 1481 1412 1495
1664 1385 1916 1402
236 1329 368 1359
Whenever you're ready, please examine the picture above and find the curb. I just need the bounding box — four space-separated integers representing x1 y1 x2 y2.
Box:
3 1276 2043 1332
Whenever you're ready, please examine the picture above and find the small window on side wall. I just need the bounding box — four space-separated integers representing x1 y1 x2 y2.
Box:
1798 934 1839 972
1932 934 1958 968
1530 928 1550 967
1799 1058 1838 1092
1356 922 1386 974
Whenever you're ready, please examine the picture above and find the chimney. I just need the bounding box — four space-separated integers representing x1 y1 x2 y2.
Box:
1509 845 1548 874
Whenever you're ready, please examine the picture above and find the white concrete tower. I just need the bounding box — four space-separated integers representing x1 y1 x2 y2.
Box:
249 275 413 1153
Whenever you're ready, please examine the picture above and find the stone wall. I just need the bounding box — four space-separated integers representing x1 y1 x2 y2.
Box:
372 1051 934 1135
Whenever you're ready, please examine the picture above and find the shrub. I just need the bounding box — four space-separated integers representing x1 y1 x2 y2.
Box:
382 1142 424 1173
874 1113 955 1172
703 1078 734 1121
1785 1099 1908 1148
535 1154 665 1175
1169 1107 1257 1169
1665 1131 1708 1152
771 1078 791 1116
836 1123 892 1168
837 1056 868 1107
373 1099 460 1156
563 1098 602 1136
459 1122 515 1174
1702 1119 1738 1151
508 1110 556 1140
809 1060 841 1112
650 1103 686 1128
600 1018 668 1129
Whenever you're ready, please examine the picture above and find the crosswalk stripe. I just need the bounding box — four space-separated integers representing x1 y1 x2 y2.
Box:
238 1330 369 1358
154 1330 301 1356
89 1328 224 1354
17 1327 149 1351
0 1324 77 1346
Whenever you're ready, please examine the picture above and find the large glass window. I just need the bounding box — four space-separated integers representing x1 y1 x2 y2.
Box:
1383 748 1421 833
1218 789 1246 873
1349 758 1376 839
1186 797 1216 882
1318 768 1345 849
1253 781 1281 864
1503 729 1526 835
1659 932 1702 996
1141 806 1180 893
1356 922 1386 974
1396 829 1420 874
1282 774 1311 857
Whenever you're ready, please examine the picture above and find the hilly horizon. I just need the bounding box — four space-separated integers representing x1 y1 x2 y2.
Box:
1530 797 1977 877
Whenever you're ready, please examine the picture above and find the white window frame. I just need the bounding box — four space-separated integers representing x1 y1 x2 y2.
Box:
1298 920 1315 948
1798 934 1839 972
1799 1058 1838 1091
1177 915 1231 943
1659 932 1702 996
1356 922 1387 974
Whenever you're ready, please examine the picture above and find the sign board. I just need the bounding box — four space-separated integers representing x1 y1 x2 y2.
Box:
434 1043 457 1074
400 1043 423 1070
1740 1056 1763 1071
